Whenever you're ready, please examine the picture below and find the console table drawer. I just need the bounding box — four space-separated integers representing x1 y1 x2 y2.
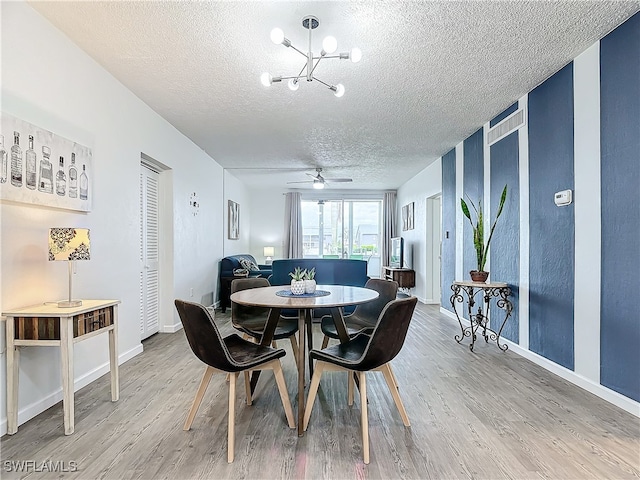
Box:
14 306 114 340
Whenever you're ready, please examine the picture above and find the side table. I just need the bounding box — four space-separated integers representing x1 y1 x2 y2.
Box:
450 281 513 351
3 299 120 435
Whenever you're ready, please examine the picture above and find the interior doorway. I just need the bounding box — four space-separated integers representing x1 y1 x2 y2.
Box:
425 195 442 304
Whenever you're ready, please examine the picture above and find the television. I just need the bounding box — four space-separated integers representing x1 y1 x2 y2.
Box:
390 237 404 268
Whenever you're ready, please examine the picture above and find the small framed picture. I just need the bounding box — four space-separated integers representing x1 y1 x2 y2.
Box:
228 200 239 239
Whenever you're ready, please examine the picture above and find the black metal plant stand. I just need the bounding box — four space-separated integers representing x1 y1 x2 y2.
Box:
450 281 513 352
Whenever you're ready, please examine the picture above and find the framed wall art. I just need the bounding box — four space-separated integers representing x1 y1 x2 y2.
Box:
228 200 239 240
402 202 414 231
0 113 93 212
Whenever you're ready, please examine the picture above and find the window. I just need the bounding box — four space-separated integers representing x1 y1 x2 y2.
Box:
301 199 382 277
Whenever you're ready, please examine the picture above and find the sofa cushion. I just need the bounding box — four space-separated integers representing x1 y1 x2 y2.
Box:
220 254 272 278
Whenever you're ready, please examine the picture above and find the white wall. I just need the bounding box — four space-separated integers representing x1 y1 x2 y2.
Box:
396 160 442 303
223 170 251 257
1 1 224 434
248 188 287 263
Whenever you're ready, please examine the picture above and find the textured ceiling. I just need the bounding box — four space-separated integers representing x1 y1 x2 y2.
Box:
29 1 639 191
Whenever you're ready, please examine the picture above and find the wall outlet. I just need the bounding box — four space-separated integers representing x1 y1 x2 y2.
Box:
189 288 194 298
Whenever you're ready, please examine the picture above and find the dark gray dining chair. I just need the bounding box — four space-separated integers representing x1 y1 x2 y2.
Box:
319 278 399 348
231 277 299 366
175 299 295 463
303 296 418 464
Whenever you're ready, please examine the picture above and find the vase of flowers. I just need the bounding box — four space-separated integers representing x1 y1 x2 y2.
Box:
289 267 306 295
304 267 317 294
460 184 508 283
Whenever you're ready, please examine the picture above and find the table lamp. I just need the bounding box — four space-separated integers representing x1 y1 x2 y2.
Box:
49 228 90 307
263 246 275 265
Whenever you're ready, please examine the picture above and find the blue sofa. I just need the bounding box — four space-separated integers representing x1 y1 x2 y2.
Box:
220 254 272 278
269 258 369 318
219 254 272 312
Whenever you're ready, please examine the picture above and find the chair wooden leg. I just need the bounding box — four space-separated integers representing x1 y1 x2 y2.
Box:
381 364 410 427
271 360 296 428
228 372 237 463
303 362 325 431
359 371 370 464
184 366 214 431
388 363 400 390
321 335 329 349
347 371 355 406
289 335 299 367
244 371 252 405
272 340 278 348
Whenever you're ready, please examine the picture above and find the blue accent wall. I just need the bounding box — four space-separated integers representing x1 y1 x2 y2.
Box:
490 102 518 127
600 12 640 402
441 149 457 311
528 63 575 370
463 129 484 276
489 122 519 343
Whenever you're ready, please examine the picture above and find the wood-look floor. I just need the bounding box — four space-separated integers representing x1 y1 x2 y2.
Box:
2 303 639 479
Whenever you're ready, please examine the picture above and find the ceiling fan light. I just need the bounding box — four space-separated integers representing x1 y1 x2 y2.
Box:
322 36 338 54
270 28 285 45
288 78 299 91
350 47 362 63
313 180 325 189
260 72 272 87
333 83 345 97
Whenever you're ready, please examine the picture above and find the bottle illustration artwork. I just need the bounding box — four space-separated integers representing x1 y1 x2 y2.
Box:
79 164 88 200
0 134 7 183
38 145 54 194
25 135 37 190
56 156 66 196
10 131 22 187
68 152 78 198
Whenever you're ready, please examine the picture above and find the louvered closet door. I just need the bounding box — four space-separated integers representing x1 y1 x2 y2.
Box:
140 164 160 339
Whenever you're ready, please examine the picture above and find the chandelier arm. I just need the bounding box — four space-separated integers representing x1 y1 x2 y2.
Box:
289 44 308 58
314 55 341 60
312 77 332 88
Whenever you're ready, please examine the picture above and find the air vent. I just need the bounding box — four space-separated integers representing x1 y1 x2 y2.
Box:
486 107 525 146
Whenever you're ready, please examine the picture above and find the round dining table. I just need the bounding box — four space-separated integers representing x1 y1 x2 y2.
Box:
230 284 379 436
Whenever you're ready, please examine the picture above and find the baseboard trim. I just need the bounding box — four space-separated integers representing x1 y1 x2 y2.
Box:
438 306 639 417
160 322 182 333
0 343 144 436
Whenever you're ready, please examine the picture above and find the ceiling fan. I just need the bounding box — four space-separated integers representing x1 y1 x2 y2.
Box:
286 168 353 189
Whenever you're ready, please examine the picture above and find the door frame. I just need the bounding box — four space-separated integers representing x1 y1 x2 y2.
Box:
425 194 442 304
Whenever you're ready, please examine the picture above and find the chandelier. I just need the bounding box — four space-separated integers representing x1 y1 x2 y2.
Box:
260 15 361 97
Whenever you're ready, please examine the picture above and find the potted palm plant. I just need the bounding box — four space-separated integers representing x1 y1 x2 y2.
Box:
460 184 508 282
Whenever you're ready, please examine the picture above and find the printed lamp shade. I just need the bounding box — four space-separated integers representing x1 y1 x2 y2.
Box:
49 228 91 261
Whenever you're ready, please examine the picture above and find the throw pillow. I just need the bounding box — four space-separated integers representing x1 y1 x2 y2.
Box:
239 258 260 271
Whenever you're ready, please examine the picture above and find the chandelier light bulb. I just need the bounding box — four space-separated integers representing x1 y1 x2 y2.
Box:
350 47 362 63
260 72 273 87
322 36 338 54
334 84 345 97
288 78 299 91
270 28 285 45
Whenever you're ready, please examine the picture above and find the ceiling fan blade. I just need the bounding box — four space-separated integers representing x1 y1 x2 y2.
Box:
286 180 313 184
325 178 353 183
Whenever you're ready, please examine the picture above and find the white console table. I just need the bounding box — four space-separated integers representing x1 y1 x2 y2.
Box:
4 299 120 435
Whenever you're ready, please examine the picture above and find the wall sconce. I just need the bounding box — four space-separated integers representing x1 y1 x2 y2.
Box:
263 246 275 265
48 228 91 307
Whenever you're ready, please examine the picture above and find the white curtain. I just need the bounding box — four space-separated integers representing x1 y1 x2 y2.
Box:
382 192 397 272
283 192 303 258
